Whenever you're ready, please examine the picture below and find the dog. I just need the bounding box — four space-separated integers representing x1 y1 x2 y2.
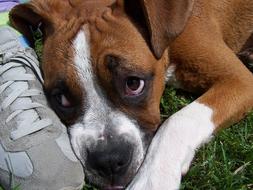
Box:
9 0 253 189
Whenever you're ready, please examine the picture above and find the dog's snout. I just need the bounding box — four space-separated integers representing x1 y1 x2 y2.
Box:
87 139 133 178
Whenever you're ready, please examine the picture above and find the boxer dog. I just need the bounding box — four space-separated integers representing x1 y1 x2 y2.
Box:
10 0 253 189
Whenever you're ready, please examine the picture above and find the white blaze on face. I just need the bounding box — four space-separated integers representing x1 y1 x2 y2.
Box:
69 29 144 167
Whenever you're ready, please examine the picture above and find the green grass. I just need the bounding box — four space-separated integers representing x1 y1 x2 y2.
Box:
181 114 253 189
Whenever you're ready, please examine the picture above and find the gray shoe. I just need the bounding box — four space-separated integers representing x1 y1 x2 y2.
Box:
0 26 84 190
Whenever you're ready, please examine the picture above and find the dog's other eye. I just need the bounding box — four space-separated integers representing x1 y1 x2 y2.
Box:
125 77 145 96
55 93 72 108
50 88 74 110
45 81 83 125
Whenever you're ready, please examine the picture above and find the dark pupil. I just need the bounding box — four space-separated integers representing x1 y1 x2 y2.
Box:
127 77 140 91
55 94 63 105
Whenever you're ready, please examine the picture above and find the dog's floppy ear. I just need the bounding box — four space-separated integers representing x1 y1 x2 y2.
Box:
125 0 194 59
9 0 73 46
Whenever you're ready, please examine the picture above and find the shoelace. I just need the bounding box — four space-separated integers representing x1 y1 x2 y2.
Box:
0 51 52 140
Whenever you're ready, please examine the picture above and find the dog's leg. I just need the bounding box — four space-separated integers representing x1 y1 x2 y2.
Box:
127 39 253 190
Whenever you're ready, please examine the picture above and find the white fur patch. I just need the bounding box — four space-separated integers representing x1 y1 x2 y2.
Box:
166 64 181 88
127 101 215 190
69 29 144 167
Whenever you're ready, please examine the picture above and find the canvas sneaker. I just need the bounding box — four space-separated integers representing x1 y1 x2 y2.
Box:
0 26 84 190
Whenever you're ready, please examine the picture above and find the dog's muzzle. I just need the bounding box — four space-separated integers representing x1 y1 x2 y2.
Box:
69 110 148 188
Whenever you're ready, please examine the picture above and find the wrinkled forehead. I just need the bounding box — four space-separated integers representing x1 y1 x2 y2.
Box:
43 9 156 73
87 11 155 65
41 0 162 93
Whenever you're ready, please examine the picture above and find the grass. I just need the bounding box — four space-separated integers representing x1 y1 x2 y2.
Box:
181 114 253 189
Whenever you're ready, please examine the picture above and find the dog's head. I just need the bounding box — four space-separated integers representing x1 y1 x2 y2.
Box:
10 0 193 189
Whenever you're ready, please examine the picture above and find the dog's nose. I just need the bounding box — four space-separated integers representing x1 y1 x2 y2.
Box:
87 139 133 177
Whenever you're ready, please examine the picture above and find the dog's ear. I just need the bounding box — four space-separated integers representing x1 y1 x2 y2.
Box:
9 0 73 46
125 0 194 59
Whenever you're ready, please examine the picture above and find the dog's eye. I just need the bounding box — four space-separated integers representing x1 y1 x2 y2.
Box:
51 88 73 109
55 93 72 108
125 77 145 96
45 82 83 125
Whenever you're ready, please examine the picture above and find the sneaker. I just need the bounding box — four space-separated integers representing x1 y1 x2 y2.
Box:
0 26 84 190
